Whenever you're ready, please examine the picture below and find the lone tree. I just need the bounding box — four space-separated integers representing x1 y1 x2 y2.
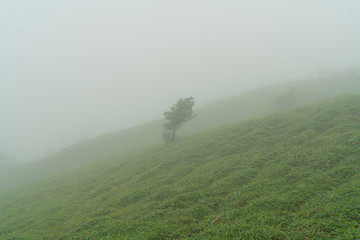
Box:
162 97 195 142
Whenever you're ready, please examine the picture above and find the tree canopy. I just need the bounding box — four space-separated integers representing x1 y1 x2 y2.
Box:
162 97 195 142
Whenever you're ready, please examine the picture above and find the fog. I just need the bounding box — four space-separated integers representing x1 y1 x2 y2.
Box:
1 0 360 162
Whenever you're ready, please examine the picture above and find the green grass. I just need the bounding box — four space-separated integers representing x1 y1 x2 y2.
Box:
1 75 360 192
1 94 360 239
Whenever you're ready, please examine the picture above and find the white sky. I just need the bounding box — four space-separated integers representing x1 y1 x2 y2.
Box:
1 0 360 161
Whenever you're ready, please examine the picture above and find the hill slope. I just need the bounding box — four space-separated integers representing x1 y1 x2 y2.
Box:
1 75 360 192
0 94 359 239
0 152 17 173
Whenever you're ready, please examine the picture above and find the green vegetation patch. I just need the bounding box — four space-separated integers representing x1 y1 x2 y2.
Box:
1 94 360 239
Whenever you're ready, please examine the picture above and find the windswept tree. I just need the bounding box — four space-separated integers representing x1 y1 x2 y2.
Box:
162 97 196 142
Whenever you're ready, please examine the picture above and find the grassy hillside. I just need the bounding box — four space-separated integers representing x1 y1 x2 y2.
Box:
180 74 360 134
0 122 162 191
1 75 360 192
0 152 17 174
1 94 359 239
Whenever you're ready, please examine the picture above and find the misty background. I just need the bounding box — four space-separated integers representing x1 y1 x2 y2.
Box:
1 0 360 162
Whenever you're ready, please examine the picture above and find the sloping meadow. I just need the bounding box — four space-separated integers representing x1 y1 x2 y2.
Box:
2 75 360 193
1 94 360 239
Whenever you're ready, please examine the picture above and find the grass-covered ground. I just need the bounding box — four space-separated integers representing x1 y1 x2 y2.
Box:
1 75 360 192
1 94 360 239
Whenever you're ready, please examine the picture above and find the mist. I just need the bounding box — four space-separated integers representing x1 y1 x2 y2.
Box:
1 0 360 162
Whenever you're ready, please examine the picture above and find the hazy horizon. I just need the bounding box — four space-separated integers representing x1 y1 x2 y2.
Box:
1 0 360 162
